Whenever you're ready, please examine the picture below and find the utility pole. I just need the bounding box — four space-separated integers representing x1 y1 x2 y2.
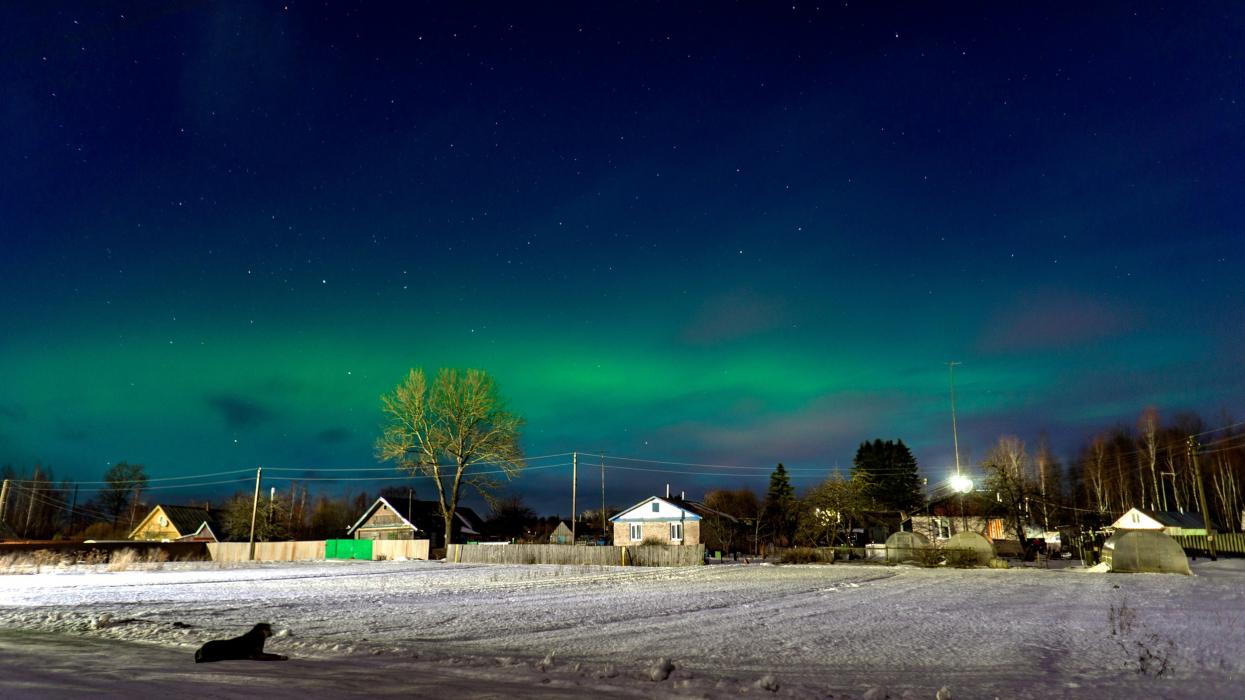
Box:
948 361 967 532
600 452 606 542
1188 437 1217 560
571 452 578 542
947 361 963 476
248 467 263 561
0 479 8 526
69 484 79 533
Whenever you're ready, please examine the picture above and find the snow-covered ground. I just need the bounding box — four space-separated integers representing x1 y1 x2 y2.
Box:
1 558 1243 698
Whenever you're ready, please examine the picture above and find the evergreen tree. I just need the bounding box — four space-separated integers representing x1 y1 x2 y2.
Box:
763 463 798 546
851 439 924 513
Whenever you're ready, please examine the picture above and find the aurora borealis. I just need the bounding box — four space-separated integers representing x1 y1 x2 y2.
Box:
2 3 1243 513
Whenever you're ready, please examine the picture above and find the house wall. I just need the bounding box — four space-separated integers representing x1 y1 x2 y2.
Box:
613 519 700 545
910 515 1003 542
130 508 183 541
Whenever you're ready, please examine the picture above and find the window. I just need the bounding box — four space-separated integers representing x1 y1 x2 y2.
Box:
651 502 660 513
630 523 642 541
670 522 683 542
934 517 950 540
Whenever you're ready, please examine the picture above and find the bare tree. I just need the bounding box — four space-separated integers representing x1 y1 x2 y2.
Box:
376 368 525 548
982 436 1035 555
1138 407 1162 510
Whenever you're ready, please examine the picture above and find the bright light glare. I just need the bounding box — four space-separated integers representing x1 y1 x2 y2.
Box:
950 474 974 493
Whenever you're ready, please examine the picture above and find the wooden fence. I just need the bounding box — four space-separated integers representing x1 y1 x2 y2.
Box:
372 539 430 561
207 539 430 562
1172 532 1245 556
447 543 704 567
208 541 326 562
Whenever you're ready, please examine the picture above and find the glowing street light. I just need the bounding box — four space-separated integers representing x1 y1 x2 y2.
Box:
950 474 973 494
950 473 973 533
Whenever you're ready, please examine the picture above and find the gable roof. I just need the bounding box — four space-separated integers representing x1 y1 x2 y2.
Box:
551 522 573 536
345 498 485 537
609 496 702 523
1113 507 1212 531
668 498 738 523
345 496 421 536
129 504 219 540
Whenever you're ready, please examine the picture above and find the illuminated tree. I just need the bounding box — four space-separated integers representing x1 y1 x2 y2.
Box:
376 368 525 547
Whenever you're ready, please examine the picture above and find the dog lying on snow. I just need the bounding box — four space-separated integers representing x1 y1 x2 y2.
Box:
194 623 288 663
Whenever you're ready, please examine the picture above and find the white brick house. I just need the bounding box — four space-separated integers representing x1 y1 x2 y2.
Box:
610 496 701 545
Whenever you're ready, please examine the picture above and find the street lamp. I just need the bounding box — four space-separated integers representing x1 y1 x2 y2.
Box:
950 474 973 533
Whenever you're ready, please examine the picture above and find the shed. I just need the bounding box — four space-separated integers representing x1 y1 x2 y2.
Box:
1102 530 1191 575
128 504 220 542
549 522 573 545
610 496 701 545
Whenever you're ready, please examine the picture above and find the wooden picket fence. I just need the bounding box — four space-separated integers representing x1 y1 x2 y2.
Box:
1171 532 1245 555
447 543 704 567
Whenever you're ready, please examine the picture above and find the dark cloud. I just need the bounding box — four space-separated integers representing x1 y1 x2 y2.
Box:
317 427 352 443
205 394 274 430
977 292 1136 354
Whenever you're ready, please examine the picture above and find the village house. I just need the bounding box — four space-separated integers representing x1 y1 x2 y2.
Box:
346 496 421 540
610 496 701 546
347 497 485 548
1112 507 1212 537
128 504 220 542
906 492 1043 548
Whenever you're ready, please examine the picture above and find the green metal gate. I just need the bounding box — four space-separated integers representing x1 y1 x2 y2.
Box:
325 539 373 560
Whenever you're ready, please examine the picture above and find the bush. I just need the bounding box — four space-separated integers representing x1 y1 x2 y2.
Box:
944 548 981 568
778 547 829 564
987 557 1010 569
912 546 944 567
640 536 667 546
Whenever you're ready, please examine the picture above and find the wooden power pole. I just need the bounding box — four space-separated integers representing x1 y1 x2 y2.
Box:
248 467 263 561
0 479 9 526
1188 437 1217 560
571 452 577 542
600 452 606 541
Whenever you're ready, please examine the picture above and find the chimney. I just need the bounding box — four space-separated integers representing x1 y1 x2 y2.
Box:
666 484 670 498
681 491 685 500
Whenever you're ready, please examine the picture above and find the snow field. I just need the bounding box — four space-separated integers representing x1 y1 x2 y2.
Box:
1 558 1243 698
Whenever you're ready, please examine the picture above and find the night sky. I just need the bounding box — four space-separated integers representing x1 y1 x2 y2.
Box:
2 2 1243 514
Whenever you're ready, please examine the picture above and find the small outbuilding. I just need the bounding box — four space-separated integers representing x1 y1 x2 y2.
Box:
885 530 931 564
610 496 701 545
549 521 573 545
1102 530 1191 575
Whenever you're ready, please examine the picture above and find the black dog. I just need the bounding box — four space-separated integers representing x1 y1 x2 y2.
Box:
194 623 288 663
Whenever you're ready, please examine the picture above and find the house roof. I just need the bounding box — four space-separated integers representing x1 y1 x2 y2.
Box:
345 496 421 535
1113 507 1214 531
346 498 484 536
609 496 702 523
667 498 738 523
551 522 573 536
129 504 219 539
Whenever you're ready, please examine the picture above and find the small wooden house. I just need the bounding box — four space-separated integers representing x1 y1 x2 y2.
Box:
1113 508 1210 537
610 496 701 545
128 504 220 542
346 497 421 540
549 521 573 545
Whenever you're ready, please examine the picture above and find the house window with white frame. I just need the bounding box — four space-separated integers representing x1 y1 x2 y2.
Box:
630 523 642 541
670 522 683 542
934 517 951 540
